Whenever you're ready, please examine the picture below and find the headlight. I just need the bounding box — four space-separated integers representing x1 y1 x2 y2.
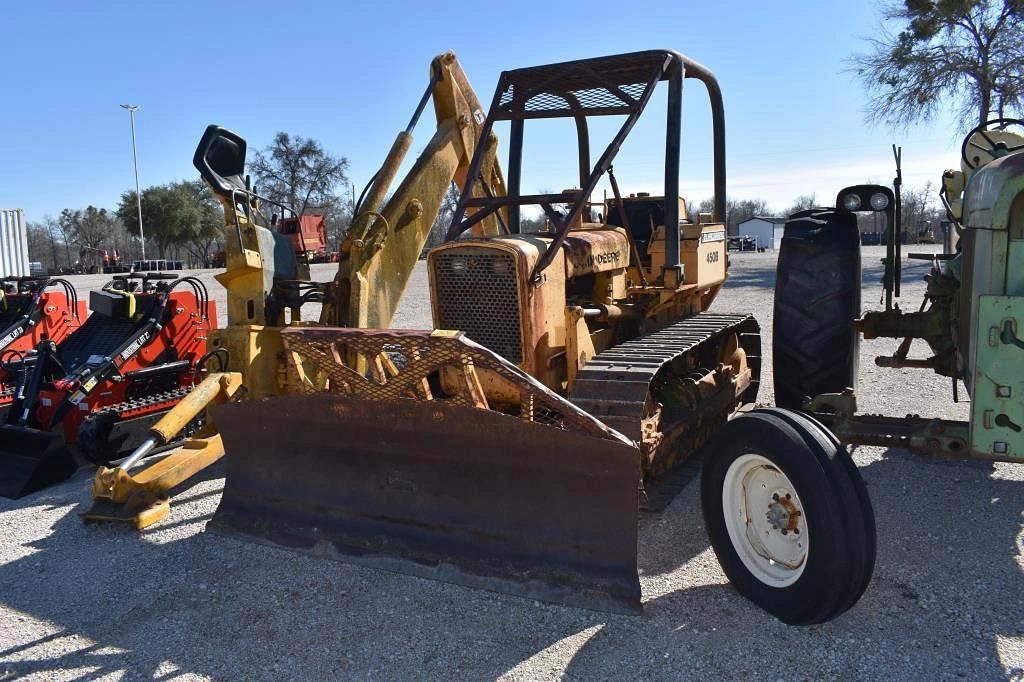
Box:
841 194 862 211
490 259 509 275
869 193 889 210
449 258 468 274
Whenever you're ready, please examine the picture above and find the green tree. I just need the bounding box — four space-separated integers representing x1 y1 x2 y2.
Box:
119 186 180 259
176 180 224 265
849 0 1024 129
119 181 222 261
249 132 350 217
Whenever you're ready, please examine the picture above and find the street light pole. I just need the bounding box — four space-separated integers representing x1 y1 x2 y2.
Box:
120 104 145 260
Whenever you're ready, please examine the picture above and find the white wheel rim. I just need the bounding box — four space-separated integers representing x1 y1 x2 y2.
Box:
721 453 808 587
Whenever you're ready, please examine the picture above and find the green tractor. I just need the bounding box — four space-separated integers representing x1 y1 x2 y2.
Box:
774 119 1024 463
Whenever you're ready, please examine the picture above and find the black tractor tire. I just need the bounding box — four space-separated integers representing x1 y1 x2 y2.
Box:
701 409 876 625
755 407 876 617
772 208 861 410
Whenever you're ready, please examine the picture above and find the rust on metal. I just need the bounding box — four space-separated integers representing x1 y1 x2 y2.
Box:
831 413 974 459
563 229 630 278
571 312 760 477
279 327 631 440
808 391 987 460
209 395 640 612
209 327 641 613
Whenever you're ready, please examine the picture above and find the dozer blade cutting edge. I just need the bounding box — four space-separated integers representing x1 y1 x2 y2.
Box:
208 328 643 614
0 424 77 499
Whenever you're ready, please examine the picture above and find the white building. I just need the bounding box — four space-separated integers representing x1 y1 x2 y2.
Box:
0 209 29 277
736 216 787 251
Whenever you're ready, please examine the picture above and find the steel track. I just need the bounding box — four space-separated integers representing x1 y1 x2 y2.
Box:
570 311 761 509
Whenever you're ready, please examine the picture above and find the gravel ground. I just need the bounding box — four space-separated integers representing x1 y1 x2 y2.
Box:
1 246 1022 681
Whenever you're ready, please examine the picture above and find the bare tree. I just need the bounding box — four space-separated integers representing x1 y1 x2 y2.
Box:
900 181 944 241
316 182 356 255
848 0 1024 129
25 216 63 270
689 197 773 235
424 184 461 251
781 194 819 217
58 206 119 261
249 132 350 217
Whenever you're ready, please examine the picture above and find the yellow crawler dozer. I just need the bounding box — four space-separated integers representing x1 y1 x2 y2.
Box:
100 50 876 625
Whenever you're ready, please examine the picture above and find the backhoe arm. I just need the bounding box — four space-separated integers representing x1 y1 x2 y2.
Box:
320 51 506 329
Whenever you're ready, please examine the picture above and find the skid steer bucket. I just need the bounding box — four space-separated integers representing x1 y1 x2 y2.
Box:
0 424 77 499
209 328 642 613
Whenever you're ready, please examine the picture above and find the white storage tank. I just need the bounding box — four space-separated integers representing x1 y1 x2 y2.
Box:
0 209 30 277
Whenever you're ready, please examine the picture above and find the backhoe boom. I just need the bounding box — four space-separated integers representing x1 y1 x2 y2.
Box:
322 51 506 329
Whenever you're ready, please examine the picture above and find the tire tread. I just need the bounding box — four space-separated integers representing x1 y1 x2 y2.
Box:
773 209 861 409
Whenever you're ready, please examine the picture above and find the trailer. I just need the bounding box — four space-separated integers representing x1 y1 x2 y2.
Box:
277 215 328 261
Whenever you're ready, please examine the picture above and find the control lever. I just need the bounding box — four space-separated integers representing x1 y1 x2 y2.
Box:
1001 320 1024 350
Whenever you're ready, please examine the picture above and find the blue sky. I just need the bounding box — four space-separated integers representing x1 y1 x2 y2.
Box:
2 0 964 224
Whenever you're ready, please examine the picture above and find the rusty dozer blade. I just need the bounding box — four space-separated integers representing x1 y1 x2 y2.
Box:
209 328 643 614
0 424 78 499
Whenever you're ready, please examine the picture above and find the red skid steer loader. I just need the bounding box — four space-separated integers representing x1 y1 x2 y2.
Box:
0 277 86 419
0 273 216 498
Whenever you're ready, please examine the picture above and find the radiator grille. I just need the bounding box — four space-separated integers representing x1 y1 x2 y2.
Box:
433 250 522 363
